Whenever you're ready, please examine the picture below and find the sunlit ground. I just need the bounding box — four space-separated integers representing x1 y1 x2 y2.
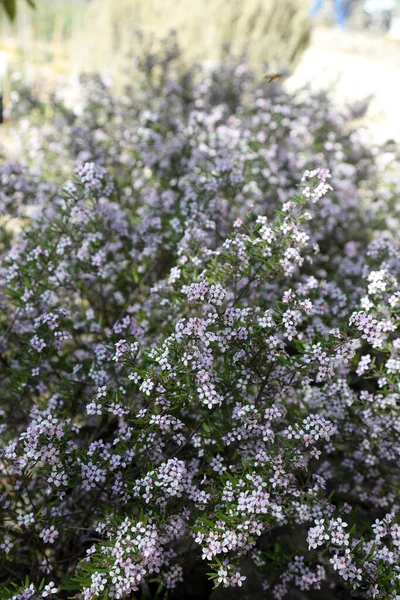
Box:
286 25 400 144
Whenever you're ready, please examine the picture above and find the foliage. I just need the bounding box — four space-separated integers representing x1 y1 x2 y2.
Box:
1 39 400 600
1 0 35 21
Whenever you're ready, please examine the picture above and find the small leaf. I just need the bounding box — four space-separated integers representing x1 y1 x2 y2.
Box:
201 517 216 528
365 542 376 562
353 538 365 554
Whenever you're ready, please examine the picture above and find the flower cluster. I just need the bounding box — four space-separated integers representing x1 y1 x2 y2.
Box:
1 36 400 600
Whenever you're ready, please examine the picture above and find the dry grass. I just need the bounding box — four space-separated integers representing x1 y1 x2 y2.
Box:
0 0 310 93
71 0 311 76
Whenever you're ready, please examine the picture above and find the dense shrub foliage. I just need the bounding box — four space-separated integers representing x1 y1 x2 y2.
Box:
1 42 400 600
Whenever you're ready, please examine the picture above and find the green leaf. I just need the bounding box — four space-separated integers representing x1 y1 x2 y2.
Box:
201 517 216 528
25 0 35 6
364 542 376 562
71 575 92 585
3 0 17 21
348 523 356 537
353 538 365 554
327 490 335 501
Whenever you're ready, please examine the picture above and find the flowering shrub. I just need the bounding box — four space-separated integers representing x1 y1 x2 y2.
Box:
1 41 400 600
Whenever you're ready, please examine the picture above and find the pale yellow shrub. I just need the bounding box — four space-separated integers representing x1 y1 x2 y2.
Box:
72 0 311 76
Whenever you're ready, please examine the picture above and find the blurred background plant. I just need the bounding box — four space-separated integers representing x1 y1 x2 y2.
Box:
72 0 311 75
1 0 35 22
1 0 400 144
0 0 311 83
